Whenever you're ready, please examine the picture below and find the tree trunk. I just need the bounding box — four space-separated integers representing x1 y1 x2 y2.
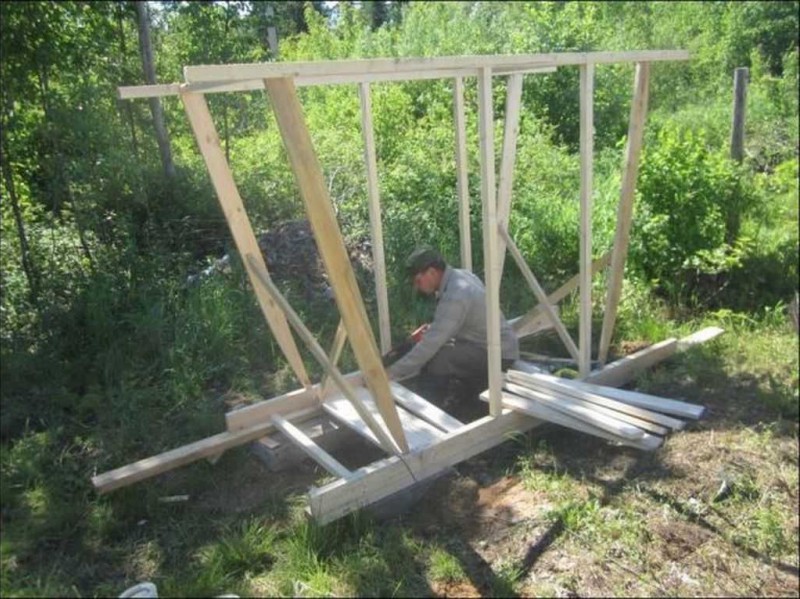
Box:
135 0 175 180
117 3 140 159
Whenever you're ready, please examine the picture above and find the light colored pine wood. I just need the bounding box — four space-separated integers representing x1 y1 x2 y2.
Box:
308 409 539 524
245 254 401 455
453 76 472 270
323 385 445 451
578 63 594 379
586 338 678 387
503 381 644 440
485 391 662 451
509 307 558 339
263 77 409 453
512 252 612 337
505 371 679 433
390 382 464 433
180 91 311 388
270 414 352 479
478 66 503 417
321 319 348 398
500 226 580 362
226 387 320 432
598 62 651 365
183 51 690 85
358 82 391 354
93 410 313 494
676 326 725 351
496 74 524 277
561 377 705 420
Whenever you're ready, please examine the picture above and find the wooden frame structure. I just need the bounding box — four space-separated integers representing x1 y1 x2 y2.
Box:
95 50 703 523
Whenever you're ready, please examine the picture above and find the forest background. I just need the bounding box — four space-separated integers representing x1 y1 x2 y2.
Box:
1 1 798 596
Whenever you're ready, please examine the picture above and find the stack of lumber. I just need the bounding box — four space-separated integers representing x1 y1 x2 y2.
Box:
482 369 706 451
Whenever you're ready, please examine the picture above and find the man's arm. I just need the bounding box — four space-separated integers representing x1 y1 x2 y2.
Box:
388 295 468 380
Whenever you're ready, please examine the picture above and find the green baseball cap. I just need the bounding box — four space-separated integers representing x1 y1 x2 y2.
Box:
405 247 443 277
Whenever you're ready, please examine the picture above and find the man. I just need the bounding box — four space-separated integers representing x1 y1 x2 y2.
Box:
387 247 519 401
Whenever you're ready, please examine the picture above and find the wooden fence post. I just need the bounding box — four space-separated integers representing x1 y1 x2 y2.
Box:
730 67 748 163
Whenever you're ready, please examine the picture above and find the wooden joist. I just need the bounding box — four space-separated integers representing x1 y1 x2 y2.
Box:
308 410 539 525
389 382 465 434
270 414 352 479
586 338 678 387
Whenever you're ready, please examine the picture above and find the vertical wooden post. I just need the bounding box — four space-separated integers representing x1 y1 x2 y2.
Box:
263 78 408 452
477 67 502 416
358 82 391 354
578 63 594 379
598 62 650 366
730 67 748 163
180 91 311 388
453 76 472 271
496 74 524 278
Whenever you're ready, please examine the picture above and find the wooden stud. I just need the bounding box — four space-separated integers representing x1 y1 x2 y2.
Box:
308 409 539 524
245 254 401 455
180 91 311 389
226 386 319 432
578 63 594 379
320 319 348 398
358 82 391 354
496 74 524 277
586 338 677 387
598 62 651 365
263 78 408 452
477 67 503 416
390 382 464 433
511 252 612 337
270 414 352 479
500 225 580 362
453 76 472 270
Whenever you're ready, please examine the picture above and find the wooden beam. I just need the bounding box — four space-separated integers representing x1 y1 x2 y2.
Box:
586 338 678 387
503 382 644 440
93 411 313 494
245 254 401 455
496 74 524 277
180 91 311 388
263 78 409 453
598 62 651 365
183 51 690 85
478 66 503 416
320 319 348 398
676 326 725 351
308 410 539 524
511 252 612 337
506 370 684 431
487 392 662 451
270 414 352 479
358 82 391 354
500 226 580 362
226 386 320 432
453 76 472 270
578 63 594 379
389 382 464 433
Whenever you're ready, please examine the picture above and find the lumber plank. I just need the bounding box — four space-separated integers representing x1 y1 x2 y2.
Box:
323 386 445 451
389 382 465 433
503 382 645 440
563 377 705 420
483 391 662 451
598 62 651 365
308 409 540 524
586 338 678 387
358 82 391 354
93 414 308 494
270 414 352 479
263 77 408 452
226 384 321 432
506 373 685 435
512 252 612 338
245 254 401 455
578 62 594 379
677 326 725 350
496 73 524 277
183 51 690 85
506 370 686 430
453 76 472 270
180 91 311 389
478 66 503 416
321 319 348 398
501 226 580 362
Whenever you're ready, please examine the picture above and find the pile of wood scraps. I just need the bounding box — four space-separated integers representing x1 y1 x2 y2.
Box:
481 369 705 451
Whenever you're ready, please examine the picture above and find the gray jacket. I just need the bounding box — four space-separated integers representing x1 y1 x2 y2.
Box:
388 266 519 380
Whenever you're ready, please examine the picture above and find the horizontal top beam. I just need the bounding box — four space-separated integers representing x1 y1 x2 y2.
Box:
184 50 689 84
